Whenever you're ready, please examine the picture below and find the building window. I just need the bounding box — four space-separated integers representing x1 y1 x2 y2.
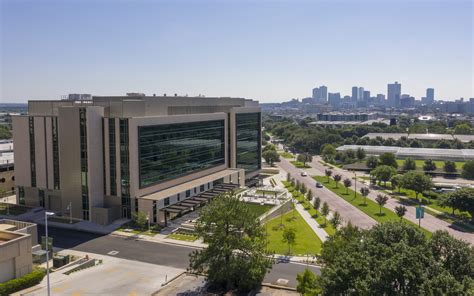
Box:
109 118 117 196
79 108 89 219
164 197 170 206
18 187 25 205
177 193 181 201
52 117 60 189
120 119 131 218
236 113 261 173
186 190 191 198
29 117 36 187
200 185 205 192
194 188 197 194
138 120 225 188
39 189 45 207
152 201 157 223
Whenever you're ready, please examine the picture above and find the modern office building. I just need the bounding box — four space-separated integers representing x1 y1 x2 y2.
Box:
426 88 435 104
12 95 261 225
0 140 15 195
387 81 401 108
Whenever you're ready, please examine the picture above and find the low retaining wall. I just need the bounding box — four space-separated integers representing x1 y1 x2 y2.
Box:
260 199 293 224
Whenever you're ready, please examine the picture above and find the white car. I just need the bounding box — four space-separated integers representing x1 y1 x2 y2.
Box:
300 171 308 177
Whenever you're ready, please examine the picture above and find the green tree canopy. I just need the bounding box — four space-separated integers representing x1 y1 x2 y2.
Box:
444 161 457 173
296 268 322 296
447 188 474 222
188 193 272 292
371 165 397 187
402 158 416 171
262 149 280 166
462 161 474 180
378 152 398 168
356 147 366 160
423 159 437 171
366 155 378 169
314 223 474 295
401 171 433 199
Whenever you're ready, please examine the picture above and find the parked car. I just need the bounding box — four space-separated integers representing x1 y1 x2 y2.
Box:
300 171 308 177
316 182 323 188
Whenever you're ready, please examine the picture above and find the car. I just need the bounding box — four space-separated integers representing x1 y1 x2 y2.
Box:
316 182 323 188
300 171 308 177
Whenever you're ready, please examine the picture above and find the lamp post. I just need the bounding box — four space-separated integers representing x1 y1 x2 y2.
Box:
353 171 357 198
147 212 151 233
45 211 55 296
67 202 72 224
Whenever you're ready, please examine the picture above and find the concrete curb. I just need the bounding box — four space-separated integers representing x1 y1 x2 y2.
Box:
260 282 297 291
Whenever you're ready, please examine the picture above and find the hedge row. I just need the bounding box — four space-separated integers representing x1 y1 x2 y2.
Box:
0 268 45 296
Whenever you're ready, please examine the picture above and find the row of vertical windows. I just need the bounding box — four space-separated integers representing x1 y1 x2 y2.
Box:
79 109 89 220
108 119 117 196
18 187 25 205
120 119 131 219
236 113 262 173
138 120 225 188
28 117 36 187
52 117 60 190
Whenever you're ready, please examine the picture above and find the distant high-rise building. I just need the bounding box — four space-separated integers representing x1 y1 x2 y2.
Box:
387 81 401 108
328 92 341 108
352 86 359 102
312 87 320 100
426 88 435 104
319 86 328 103
363 90 371 101
358 87 364 101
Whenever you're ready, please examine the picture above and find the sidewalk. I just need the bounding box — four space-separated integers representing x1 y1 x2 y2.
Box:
294 202 329 242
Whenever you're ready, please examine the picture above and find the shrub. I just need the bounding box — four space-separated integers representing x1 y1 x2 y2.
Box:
0 268 45 295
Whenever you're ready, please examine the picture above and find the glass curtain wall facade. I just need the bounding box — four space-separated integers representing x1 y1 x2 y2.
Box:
120 119 131 218
52 117 60 190
108 119 117 196
79 109 89 220
138 120 225 188
236 113 261 173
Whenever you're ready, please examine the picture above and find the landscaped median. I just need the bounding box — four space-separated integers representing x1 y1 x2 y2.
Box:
313 176 432 237
290 160 311 168
282 181 336 236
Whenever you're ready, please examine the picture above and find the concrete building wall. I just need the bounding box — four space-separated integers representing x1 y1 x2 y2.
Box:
58 107 82 218
86 106 105 211
45 117 54 190
12 116 30 189
33 117 47 189
0 232 32 283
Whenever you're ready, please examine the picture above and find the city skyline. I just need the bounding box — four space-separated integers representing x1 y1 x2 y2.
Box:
1 0 473 103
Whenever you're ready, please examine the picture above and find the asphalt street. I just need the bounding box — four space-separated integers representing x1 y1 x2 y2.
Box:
38 226 321 287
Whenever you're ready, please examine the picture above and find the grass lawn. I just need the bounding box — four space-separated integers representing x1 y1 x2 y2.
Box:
396 159 465 170
290 161 311 168
282 181 336 236
278 151 295 159
246 203 274 218
264 209 322 255
167 232 198 242
313 176 432 237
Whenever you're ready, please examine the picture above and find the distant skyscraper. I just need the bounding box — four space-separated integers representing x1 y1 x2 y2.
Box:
358 87 364 101
387 81 401 108
319 86 328 103
426 88 435 104
328 92 341 108
312 87 320 101
352 86 359 102
363 90 370 101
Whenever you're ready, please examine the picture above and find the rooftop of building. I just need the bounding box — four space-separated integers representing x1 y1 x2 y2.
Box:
364 133 474 143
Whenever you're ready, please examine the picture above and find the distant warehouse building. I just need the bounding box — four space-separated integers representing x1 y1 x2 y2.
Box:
12 95 261 225
336 145 474 162
364 133 474 143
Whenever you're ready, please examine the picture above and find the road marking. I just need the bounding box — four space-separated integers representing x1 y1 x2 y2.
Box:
108 250 119 255
276 278 289 285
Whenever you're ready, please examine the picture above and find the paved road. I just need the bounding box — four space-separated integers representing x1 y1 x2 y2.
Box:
39 226 321 287
278 158 377 229
310 157 474 244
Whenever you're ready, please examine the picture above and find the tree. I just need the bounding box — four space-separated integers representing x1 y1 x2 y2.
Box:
301 183 307 194
402 171 433 200
356 148 366 161
313 197 321 212
296 268 322 296
132 211 148 229
306 189 313 201
318 223 474 295
366 156 378 169
188 193 272 292
262 143 277 153
375 194 389 215
321 144 336 163
360 187 370 205
390 174 404 193
321 202 330 222
282 227 296 254
454 123 472 135
333 174 342 188
447 188 474 222
461 160 474 180
295 180 301 191
378 152 398 168
330 211 342 229
286 172 291 182
262 149 280 166
444 161 457 173
371 165 397 187
343 178 352 194
395 205 407 221
325 169 333 183
403 158 417 171
423 159 437 172
297 153 312 167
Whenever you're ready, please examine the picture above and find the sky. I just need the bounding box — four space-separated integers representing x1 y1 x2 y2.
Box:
0 0 473 103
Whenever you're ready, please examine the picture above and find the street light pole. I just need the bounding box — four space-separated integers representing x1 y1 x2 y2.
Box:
353 171 357 198
147 211 151 232
45 211 54 296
